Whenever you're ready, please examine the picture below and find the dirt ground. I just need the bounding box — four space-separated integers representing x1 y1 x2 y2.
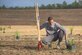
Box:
0 35 82 55
0 25 82 55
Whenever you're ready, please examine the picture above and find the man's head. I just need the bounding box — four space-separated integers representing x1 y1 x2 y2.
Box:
48 17 54 25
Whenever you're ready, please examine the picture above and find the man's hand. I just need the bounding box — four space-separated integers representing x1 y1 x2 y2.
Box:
57 29 60 32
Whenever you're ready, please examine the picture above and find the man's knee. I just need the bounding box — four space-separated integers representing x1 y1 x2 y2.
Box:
58 30 65 42
59 30 64 37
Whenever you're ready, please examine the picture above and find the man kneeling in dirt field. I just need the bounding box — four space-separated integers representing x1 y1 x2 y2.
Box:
40 17 66 49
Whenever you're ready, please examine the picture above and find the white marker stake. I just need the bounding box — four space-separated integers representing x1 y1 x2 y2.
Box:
35 0 42 50
35 0 41 41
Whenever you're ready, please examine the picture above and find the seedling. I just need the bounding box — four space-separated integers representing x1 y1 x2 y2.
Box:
67 39 76 51
0 27 2 31
70 27 73 35
3 27 6 33
15 31 20 40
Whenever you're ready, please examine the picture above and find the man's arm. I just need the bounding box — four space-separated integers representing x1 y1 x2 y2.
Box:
40 22 47 30
55 22 66 34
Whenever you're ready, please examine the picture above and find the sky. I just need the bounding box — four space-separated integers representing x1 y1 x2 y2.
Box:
0 0 76 7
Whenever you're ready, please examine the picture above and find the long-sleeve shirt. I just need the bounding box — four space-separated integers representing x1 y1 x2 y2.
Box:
40 21 66 35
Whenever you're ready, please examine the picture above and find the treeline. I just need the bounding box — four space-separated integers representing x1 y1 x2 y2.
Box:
40 1 82 9
0 1 82 9
0 5 35 9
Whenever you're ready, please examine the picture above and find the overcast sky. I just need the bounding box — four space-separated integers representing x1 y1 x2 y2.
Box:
0 0 76 7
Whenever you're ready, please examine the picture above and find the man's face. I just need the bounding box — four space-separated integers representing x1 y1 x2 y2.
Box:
48 19 54 25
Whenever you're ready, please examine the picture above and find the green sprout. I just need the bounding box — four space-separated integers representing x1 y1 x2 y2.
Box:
0 27 2 31
15 31 20 40
67 39 76 50
70 27 73 35
3 27 6 33
68 39 75 46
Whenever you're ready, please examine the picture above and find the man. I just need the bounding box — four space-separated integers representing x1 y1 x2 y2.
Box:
40 17 66 49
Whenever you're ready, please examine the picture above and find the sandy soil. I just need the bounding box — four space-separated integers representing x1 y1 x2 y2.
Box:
0 35 82 55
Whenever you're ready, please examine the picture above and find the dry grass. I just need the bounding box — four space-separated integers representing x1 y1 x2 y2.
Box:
0 25 82 36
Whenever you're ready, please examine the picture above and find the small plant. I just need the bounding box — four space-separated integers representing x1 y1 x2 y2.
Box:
67 39 76 50
68 39 75 46
70 27 73 35
0 27 2 31
15 31 20 40
3 27 6 33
